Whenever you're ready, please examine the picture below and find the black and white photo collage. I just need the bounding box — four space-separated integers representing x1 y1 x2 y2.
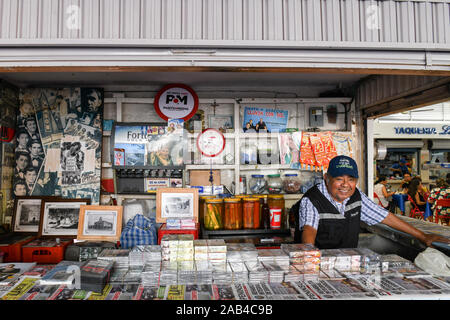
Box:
13 88 103 204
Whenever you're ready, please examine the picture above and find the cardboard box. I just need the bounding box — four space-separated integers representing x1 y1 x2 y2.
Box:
189 170 221 186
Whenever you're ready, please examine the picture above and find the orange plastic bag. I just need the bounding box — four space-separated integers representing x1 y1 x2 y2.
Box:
299 132 317 170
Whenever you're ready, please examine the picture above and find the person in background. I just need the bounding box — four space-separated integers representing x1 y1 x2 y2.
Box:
414 176 429 198
400 172 412 193
296 155 448 249
427 178 450 225
391 159 410 177
13 180 27 197
407 178 428 213
374 175 395 210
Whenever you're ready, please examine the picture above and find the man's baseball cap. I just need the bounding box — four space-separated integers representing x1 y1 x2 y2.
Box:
327 155 359 178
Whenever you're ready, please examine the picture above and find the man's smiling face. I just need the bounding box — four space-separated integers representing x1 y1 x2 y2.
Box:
325 174 358 203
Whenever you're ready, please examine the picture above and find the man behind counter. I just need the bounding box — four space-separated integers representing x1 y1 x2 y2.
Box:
297 155 449 249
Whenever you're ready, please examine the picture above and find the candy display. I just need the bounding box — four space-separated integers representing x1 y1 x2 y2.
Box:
282 174 302 193
267 174 283 194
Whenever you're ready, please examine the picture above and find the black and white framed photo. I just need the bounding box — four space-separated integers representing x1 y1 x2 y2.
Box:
77 205 123 241
156 188 198 223
39 198 91 238
12 196 56 233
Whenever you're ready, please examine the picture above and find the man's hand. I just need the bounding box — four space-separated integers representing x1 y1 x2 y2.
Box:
382 213 450 248
420 233 450 248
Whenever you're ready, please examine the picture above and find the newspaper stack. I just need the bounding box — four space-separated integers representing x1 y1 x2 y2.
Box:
159 260 178 285
211 260 232 285
143 245 162 265
161 234 178 261
97 248 130 269
283 265 303 283
226 243 258 263
207 239 227 263
38 261 82 286
177 260 196 284
257 249 289 268
80 259 115 293
124 269 142 284
129 246 146 271
0 262 37 286
320 249 339 270
333 250 352 271
261 261 288 283
380 254 413 270
109 267 129 284
245 260 269 283
340 249 362 271
194 240 209 262
195 260 213 284
281 243 321 278
141 262 162 286
355 248 381 272
229 262 249 283
177 235 194 261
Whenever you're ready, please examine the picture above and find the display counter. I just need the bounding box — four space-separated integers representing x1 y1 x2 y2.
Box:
362 214 450 258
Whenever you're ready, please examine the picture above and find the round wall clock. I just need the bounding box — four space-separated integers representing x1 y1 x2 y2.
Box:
196 128 226 158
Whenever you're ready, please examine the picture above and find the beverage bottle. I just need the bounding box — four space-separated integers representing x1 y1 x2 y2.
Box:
261 197 271 229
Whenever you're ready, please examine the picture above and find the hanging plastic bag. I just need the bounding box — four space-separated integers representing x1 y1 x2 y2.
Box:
319 131 338 169
120 214 158 249
299 132 317 170
414 247 450 277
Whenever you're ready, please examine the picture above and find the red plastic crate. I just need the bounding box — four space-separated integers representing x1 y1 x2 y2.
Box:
158 223 199 244
22 239 73 264
0 235 36 262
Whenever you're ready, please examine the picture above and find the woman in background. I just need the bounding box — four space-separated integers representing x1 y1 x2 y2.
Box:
407 178 428 212
374 175 395 209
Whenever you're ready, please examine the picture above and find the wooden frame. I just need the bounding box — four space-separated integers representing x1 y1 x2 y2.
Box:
12 196 57 233
38 198 91 238
77 205 123 242
156 188 199 223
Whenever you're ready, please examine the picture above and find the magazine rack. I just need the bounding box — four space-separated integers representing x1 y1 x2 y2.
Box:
111 122 185 194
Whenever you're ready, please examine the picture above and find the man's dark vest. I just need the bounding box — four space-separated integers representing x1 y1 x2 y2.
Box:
295 184 362 249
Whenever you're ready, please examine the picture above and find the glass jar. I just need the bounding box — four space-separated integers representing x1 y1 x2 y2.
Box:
243 197 260 229
283 174 302 194
199 195 216 227
267 194 285 229
224 198 243 230
267 174 283 194
248 175 267 194
204 198 224 230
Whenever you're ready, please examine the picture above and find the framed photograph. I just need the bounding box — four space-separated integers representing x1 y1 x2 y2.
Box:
184 110 205 133
77 205 123 241
39 198 91 238
208 114 233 132
156 188 199 223
12 196 56 233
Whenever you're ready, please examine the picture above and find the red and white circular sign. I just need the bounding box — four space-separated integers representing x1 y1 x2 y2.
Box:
154 83 199 121
196 128 226 158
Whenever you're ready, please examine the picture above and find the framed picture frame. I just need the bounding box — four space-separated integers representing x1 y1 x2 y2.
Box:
156 188 199 223
184 109 205 133
208 114 234 132
12 196 57 233
77 205 123 241
39 198 91 238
